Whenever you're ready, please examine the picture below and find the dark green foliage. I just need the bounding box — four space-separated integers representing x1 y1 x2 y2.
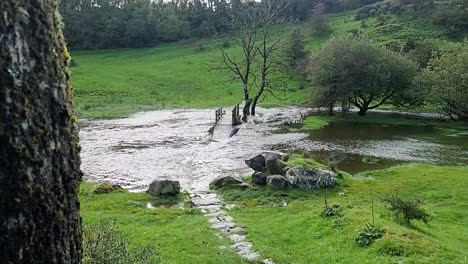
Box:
355 223 384 247
381 193 430 225
321 204 341 218
311 3 331 36
285 27 307 70
308 36 420 116
59 0 317 50
83 220 158 264
93 183 125 194
430 1 468 39
405 39 440 68
417 41 468 121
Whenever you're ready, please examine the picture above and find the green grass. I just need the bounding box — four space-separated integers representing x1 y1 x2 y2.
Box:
299 113 468 131
80 183 248 264
217 163 468 263
71 10 447 119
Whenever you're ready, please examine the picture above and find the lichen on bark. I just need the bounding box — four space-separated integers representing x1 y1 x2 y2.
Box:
0 1 82 263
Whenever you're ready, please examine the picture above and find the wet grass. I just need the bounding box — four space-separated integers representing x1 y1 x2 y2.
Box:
217 162 468 263
301 113 468 131
70 10 445 119
80 183 248 264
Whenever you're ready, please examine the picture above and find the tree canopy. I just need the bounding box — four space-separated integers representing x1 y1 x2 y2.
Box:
308 36 419 115
417 42 468 121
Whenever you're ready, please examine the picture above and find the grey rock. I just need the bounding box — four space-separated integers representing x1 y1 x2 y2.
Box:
266 175 290 189
209 176 243 189
147 180 180 195
245 154 266 172
252 171 267 186
286 167 337 190
265 153 287 175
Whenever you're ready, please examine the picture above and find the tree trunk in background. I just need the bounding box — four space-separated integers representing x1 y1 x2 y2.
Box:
0 1 82 263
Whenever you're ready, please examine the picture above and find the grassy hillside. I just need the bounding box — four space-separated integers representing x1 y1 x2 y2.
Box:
71 10 447 118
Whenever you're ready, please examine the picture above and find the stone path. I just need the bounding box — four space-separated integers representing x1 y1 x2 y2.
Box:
190 191 275 264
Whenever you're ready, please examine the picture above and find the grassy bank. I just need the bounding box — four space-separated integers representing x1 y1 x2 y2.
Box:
217 163 468 263
80 183 247 264
71 10 445 119
299 113 468 131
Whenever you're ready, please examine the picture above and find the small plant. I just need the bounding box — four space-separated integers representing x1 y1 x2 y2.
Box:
321 189 341 217
355 223 384 247
321 204 341 218
381 193 430 225
332 217 345 229
83 220 158 264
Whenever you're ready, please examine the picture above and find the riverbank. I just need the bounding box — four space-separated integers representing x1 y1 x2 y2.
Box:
215 162 468 263
80 182 249 263
78 108 467 263
80 161 468 263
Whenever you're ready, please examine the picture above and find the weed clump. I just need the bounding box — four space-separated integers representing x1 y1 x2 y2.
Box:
381 193 430 225
355 223 384 247
321 204 341 218
83 220 158 264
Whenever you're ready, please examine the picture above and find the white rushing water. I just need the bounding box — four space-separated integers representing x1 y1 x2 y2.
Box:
79 107 307 192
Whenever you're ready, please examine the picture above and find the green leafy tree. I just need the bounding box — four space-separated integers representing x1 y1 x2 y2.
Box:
417 42 468 121
285 27 307 70
309 36 422 115
308 36 419 115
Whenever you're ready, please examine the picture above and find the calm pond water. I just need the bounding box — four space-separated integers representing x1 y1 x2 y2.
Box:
278 115 468 173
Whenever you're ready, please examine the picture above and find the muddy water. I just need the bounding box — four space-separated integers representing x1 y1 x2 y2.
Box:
79 107 306 192
279 118 468 173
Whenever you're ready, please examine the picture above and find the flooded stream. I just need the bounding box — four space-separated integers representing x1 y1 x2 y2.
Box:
79 108 468 191
79 107 306 192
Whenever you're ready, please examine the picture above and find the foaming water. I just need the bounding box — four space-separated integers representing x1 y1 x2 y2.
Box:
79 108 467 191
79 107 307 192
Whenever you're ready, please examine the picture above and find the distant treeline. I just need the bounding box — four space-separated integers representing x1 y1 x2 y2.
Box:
60 0 384 50
59 0 309 50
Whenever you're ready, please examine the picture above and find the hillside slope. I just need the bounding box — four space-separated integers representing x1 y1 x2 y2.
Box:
71 9 448 118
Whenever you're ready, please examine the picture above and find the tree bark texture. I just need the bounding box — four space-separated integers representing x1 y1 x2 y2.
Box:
0 1 82 263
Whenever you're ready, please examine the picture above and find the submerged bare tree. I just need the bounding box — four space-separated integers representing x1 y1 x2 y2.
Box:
212 1 288 119
0 0 82 262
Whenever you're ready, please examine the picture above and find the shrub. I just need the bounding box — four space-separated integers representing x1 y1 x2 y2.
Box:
321 204 341 218
355 223 384 247
83 220 158 264
381 193 430 225
332 217 345 229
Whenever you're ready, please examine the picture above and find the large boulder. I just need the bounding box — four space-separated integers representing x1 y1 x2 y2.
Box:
265 153 287 175
266 175 290 189
252 171 267 186
147 180 180 195
245 154 266 172
286 167 337 190
209 176 243 190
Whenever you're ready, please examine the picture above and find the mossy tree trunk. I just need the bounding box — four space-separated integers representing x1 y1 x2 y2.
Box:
0 1 82 263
